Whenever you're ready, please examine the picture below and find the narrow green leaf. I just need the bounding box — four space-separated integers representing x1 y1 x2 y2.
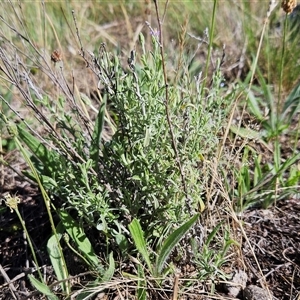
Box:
282 82 300 121
128 219 152 273
286 166 300 186
58 210 101 269
205 222 223 247
47 223 68 292
102 252 115 282
222 239 240 257
278 151 300 174
89 102 106 172
253 151 300 193
253 155 263 186
22 171 58 189
137 264 147 300
28 275 59 300
75 279 102 300
155 214 199 275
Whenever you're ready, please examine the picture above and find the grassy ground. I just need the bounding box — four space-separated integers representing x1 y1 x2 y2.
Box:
1 1 300 299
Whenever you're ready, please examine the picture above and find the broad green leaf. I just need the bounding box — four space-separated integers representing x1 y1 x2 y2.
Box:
128 219 152 273
17 125 59 174
143 127 151 147
247 89 264 120
58 210 101 269
89 102 106 172
47 223 68 292
230 125 270 150
155 214 199 275
28 275 59 300
22 171 58 189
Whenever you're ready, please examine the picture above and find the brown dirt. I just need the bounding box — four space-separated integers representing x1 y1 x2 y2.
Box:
242 199 300 299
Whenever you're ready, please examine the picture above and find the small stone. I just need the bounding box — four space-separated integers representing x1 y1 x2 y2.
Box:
225 270 248 297
243 285 271 300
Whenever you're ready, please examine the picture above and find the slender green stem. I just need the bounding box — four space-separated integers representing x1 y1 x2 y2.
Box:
63 234 91 267
14 208 44 281
275 14 288 206
278 14 288 129
152 0 189 206
13 136 71 294
201 0 218 99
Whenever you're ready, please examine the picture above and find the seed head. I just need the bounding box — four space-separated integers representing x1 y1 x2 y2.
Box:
281 0 297 14
51 49 62 63
4 193 20 212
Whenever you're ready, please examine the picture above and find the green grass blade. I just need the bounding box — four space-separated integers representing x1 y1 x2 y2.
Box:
253 155 263 186
205 222 223 247
254 151 300 193
282 81 300 121
28 275 59 300
137 264 147 300
277 151 300 174
128 219 152 274
155 214 199 275
89 102 106 172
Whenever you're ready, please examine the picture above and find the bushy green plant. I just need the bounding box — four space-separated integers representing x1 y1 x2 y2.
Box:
6 0 300 298
0 5 237 293
190 222 238 294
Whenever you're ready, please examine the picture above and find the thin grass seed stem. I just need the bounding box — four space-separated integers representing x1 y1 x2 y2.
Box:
12 135 71 294
14 207 43 281
153 0 188 203
200 0 218 100
278 14 288 127
72 10 84 55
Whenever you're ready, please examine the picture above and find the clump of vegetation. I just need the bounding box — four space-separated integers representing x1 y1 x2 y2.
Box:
1 0 300 299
